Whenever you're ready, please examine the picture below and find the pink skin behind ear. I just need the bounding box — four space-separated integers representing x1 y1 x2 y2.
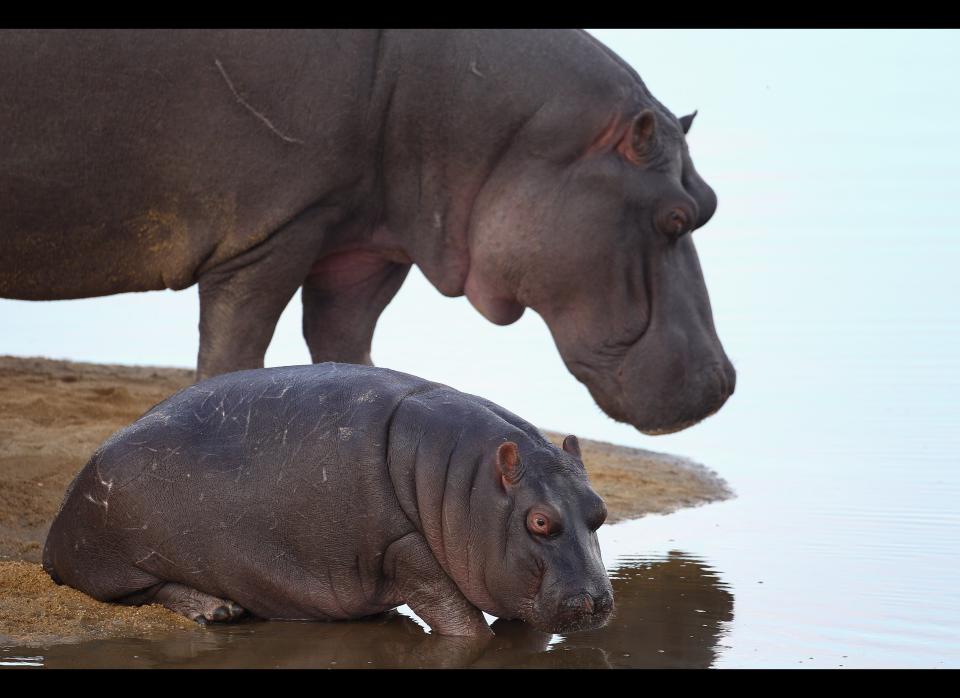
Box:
617 109 657 166
496 441 521 488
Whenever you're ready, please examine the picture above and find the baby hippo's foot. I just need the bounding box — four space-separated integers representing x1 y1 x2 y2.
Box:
152 582 247 625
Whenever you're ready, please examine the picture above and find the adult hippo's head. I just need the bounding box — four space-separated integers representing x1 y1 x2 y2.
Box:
463 99 735 435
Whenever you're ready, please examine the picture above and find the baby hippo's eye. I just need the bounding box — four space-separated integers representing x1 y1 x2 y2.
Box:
527 510 553 536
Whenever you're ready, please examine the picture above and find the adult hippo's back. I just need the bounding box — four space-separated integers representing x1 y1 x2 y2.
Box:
0 29 734 434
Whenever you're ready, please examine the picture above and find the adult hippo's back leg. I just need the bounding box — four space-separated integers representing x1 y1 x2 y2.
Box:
301 251 411 366
195 206 342 381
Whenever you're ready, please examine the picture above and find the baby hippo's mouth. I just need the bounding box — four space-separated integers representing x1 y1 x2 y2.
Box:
536 590 615 634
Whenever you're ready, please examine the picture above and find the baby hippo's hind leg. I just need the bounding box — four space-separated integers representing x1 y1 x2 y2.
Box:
122 582 247 625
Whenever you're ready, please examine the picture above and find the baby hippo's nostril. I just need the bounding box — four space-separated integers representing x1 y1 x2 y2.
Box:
561 592 594 615
581 594 595 614
593 590 614 614
563 590 614 617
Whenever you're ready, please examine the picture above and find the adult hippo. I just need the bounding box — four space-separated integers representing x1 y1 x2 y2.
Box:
0 29 734 434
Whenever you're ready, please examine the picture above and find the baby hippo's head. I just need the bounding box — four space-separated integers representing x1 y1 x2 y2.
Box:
474 435 614 634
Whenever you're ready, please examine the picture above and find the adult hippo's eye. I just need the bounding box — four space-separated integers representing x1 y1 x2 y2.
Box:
527 510 558 537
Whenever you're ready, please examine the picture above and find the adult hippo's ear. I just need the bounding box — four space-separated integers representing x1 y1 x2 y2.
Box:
679 110 698 135
496 441 523 489
617 108 658 166
561 434 582 460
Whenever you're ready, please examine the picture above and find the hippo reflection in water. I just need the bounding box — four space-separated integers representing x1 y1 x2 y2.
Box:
30 551 733 668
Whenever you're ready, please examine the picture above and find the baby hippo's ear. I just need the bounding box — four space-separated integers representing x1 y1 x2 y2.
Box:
562 434 582 460
496 441 523 489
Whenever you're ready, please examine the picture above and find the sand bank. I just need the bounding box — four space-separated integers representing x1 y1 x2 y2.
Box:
0 355 731 645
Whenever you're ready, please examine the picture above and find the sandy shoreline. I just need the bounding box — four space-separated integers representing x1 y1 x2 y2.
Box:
0 354 732 646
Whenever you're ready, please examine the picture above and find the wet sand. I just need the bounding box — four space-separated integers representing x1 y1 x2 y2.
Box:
0 354 732 646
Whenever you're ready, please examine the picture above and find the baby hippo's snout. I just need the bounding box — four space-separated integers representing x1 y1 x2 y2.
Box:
555 588 615 632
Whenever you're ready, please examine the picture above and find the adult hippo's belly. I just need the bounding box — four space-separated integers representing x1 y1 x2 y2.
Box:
0 29 734 435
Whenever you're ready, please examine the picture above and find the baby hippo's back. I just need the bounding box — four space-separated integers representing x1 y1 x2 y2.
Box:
43 363 439 621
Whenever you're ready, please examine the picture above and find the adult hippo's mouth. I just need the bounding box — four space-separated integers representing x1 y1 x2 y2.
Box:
565 326 736 436
637 366 734 435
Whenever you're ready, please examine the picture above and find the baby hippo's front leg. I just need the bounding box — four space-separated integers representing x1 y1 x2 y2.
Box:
385 532 494 638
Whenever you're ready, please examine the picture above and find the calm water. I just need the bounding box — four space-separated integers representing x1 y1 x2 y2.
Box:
2 30 959 668
4 358 959 669
2 319 959 667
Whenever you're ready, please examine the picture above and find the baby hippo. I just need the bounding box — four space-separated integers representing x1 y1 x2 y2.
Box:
43 364 614 636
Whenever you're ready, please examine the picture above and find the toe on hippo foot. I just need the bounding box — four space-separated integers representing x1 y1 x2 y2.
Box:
200 600 247 624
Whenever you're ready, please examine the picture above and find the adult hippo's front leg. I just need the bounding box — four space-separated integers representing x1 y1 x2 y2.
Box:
301 250 411 366
196 208 337 381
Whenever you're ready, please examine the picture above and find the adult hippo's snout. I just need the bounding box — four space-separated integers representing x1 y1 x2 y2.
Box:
617 234 736 435
547 225 735 436
582 318 735 436
623 359 737 436
567 338 735 437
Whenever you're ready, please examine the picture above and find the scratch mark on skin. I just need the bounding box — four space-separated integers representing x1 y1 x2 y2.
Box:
84 492 109 516
198 390 216 411
136 550 177 568
242 405 253 442
215 59 305 145
161 446 182 462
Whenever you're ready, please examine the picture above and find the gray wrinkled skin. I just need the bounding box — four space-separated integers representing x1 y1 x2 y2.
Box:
42 364 613 636
0 29 733 435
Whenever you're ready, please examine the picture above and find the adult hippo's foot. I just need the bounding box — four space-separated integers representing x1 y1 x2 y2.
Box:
150 583 247 625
